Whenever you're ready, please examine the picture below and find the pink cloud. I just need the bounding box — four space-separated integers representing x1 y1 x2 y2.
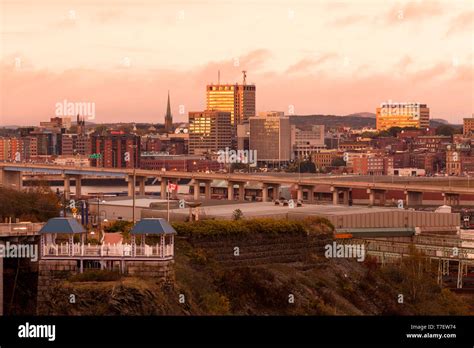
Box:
385 0 443 24
328 15 367 27
446 11 474 36
285 53 338 74
0 52 472 126
395 56 413 72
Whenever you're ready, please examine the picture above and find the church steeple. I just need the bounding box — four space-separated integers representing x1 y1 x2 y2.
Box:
165 90 173 132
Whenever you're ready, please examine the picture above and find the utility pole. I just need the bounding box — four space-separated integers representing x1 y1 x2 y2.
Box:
167 179 170 221
132 167 136 224
132 144 137 224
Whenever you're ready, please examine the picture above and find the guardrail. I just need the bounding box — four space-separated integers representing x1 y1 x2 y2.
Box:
0 223 43 237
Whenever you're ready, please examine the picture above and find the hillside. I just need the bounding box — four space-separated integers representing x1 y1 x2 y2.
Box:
35 219 471 316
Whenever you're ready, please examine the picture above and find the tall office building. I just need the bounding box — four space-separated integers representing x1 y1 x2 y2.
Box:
249 111 291 163
188 110 232 155
164 91 173 133
376 102 430 131
206 71 256 126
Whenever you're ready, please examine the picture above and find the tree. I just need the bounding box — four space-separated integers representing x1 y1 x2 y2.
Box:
435 125 461 136
387 127 403 137
232 209 243 221
331 157 346 167
300 160 316 173
94 125 107 134
286 160 316 173
0 186 60 222
360 131 377 138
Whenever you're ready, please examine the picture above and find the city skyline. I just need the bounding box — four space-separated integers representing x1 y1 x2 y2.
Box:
0 0 473 126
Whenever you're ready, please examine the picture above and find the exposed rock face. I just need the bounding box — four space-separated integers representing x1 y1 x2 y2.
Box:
36 259 174 315
187 233 331 267
30 230 470 316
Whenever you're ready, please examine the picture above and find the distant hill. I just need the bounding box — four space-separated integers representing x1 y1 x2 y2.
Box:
344 112 376 118
290 114 460 130
290 114 376 129
430 119 462 129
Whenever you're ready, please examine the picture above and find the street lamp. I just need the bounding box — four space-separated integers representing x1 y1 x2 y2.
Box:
96 196 106 232
131 144 138 224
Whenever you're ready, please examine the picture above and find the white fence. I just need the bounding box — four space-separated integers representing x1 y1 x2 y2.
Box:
43 242 174 258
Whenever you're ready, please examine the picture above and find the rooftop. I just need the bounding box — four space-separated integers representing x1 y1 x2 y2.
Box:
39 217 86 234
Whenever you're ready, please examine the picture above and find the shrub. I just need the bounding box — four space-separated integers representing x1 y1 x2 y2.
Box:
172 218 307 239
69 270 122 282
232 209 243 221
301 216 334 234
201 293 231 315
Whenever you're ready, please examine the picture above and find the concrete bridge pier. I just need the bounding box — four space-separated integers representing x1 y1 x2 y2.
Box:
331 187 350 205
74 175 82 197
193 181 200 200
204 181 211 200
227 181 246 201
262 184 269 202
238 182 245 201
367 188 387 207
443 193 460 206
126 175 134 196
297 186 303 201
227 182 234 200
192 180 211 200
296 185 314 203
272 184 281 201
62 174 81 198
160 179 167 199
137 176 146 196
405 190 423 207
63 174 71 200
0 169 22 190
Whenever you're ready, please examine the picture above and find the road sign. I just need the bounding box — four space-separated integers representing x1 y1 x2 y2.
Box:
168 183 178 191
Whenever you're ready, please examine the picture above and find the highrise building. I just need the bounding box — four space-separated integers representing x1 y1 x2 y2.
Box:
188 110 232 155
376 102 430 131
249 111 291 164
164 91 173 133
206 71 256 126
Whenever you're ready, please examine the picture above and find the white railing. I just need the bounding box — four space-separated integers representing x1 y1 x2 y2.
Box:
0 223 44 236
42 242 174 258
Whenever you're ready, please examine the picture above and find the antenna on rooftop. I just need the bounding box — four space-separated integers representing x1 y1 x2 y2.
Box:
218 70 220 85
242 70 247 85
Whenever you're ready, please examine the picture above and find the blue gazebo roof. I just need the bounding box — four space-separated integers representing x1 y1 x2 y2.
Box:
131 218 176 235
39 217 86 234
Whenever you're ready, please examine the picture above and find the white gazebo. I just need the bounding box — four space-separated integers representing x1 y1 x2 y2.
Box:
130 218 176 259
39 217 87 258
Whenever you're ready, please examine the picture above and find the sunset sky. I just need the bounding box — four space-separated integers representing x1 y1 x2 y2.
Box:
0 0 473 126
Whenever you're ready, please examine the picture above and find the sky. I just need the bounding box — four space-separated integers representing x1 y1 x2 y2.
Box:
0 0 473 126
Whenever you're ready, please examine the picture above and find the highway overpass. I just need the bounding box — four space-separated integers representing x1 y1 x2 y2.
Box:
1 163 473 207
